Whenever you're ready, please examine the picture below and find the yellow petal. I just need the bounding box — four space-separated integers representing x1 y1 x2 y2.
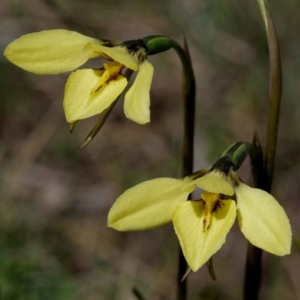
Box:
63 69 127 123
4 29 102 74
92 44 139 71
124 60 154 124
184 171 234 196
236 183 291 256
108 178 191 231
173 200 236 272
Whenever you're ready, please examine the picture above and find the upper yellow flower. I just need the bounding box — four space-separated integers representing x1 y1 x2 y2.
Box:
108 167 291 273
4 29 154 124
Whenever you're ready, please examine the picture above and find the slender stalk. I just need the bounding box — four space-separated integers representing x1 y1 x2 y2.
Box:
171 37 196 300
263 3 282 193
172 38 196 178
244 244 263 300
243 2 282 299
244 134 264 300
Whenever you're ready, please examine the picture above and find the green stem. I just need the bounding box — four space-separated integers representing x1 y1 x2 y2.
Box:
144 35 195 298
263 3 282 193
244 2 282 299
172 38 196 178
171 37 196 300
244 133 264 300
244 244 263 300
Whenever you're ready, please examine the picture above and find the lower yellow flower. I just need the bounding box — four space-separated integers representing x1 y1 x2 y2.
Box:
108 168 291 273
173 190 236 271
4 29 154 124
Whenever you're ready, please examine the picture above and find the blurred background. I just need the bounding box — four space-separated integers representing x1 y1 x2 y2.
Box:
0 0 299 299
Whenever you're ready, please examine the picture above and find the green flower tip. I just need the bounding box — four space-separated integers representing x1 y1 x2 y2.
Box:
219 142 251 171
142 35 173 55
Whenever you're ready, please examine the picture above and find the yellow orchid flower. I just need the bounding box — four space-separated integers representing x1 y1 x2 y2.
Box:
4 29 154 124
108 167 291 273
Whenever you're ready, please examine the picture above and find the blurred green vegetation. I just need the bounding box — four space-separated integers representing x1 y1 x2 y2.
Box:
0 225 77 299
1 0 299 299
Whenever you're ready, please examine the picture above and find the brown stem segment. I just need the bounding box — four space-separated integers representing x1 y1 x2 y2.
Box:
244 134 264 300
244 243 263 300
263 2 282 193
145 35 195 298
244 2 282 299
171 37 196 300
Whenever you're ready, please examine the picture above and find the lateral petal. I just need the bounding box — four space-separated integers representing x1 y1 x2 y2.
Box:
4 29 101 74
92 44 139 71
63 69 127 123
108 178 191 231
173 200 236 272
183 171 234 196
236 183 291 256
124 60 154 124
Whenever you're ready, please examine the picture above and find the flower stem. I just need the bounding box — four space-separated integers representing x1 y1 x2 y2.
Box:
172 37 196 178
244 2 282 299
263 3 282 194
244 133 264 300
171 37 196 300
244 243 263 300
144 34 196 297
